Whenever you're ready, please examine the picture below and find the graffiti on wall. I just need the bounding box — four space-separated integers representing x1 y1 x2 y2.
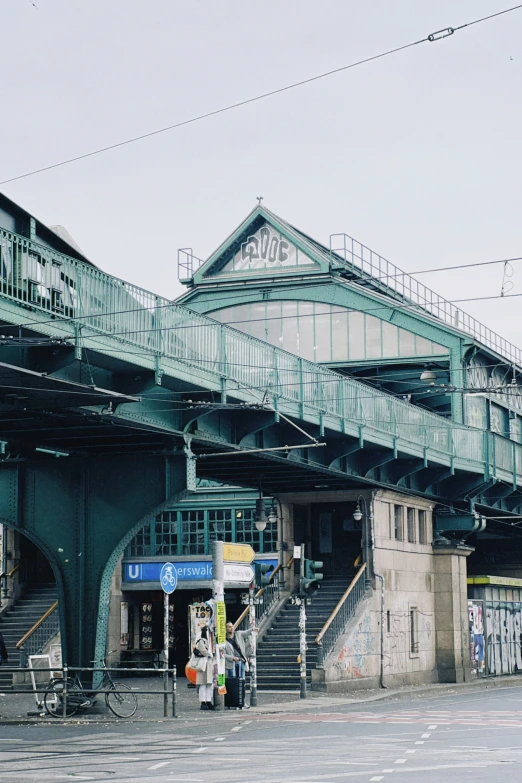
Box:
486 603 522 676
334 614 374 679
331 609 434 680
468 601 485 676
383 611 433 674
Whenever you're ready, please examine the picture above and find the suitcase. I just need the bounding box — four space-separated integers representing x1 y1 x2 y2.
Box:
225 676 245 709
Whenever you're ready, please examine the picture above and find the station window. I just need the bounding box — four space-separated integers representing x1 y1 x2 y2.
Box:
125 504 277 558
407 508 416 543
410 607 419 654
235 508 261 550
208 509 233 543
128 526 151 557
418 510 428 544
180 510 206 555
393 505 403 541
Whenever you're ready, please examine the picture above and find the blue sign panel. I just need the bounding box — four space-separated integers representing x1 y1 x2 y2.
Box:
123 559 278 584
160 562 178 594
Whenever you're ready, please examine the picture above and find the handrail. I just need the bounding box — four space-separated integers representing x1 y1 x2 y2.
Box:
330 231 522 370
316 564 367 644
9 563 22 577
0 563 22 580
16 600 58 648
0 227 506 479
232 561 286 630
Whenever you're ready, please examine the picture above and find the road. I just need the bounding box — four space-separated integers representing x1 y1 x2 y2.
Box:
2 685 522 782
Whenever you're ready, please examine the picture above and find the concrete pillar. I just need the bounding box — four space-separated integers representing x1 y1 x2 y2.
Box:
433 542 473 683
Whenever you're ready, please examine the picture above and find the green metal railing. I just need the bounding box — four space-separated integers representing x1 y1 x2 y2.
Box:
315 564 367 666
0 228 520 483
330 232 522 368
16 600 59 664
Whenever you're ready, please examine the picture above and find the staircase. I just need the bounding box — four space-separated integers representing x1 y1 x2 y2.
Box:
0 582 58 688
256 575 351 691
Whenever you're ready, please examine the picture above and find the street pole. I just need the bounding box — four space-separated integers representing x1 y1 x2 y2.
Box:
163 591 169 718
249 582 257 707
212 539 225 711
299 548 307 699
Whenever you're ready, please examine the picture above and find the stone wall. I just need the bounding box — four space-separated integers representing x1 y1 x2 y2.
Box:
312 490 471 692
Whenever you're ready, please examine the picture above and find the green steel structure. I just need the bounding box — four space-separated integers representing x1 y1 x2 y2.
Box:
0 195 521 667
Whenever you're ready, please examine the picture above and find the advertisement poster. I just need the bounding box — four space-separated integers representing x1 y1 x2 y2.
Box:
189 603 212 651
120 601 128 647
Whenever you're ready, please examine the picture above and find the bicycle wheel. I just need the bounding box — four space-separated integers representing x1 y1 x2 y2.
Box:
44 678 82 718
105 682 137 718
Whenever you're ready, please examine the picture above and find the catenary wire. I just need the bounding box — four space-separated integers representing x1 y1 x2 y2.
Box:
4 4 522 187
7 286 522 359
5 251 522 337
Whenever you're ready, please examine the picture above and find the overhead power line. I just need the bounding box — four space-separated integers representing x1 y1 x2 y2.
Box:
1 4 521 186
7 280 522 341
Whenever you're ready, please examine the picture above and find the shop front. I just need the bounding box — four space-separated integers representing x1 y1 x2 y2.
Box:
117 492 279 674
120 556 277 673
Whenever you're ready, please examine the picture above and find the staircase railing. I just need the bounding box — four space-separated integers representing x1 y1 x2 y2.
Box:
0 562 21 601
233 560 292 632
315 564 367 666
16 600 59 663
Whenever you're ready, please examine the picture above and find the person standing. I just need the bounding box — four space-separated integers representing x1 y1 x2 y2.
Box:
194 626 214 711
225 621 253 678
0 630 7 666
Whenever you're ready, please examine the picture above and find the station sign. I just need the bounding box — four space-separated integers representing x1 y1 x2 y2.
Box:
123 558 276 584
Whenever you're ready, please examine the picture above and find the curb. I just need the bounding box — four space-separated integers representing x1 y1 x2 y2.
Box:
2 674 522 725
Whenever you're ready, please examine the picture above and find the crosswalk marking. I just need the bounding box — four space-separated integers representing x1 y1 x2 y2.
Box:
241 709 522 727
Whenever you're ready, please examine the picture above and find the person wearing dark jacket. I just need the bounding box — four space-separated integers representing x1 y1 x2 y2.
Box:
0 630 8 665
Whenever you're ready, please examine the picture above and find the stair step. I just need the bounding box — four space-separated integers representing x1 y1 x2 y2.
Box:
256 574 362 689
0 582 58 688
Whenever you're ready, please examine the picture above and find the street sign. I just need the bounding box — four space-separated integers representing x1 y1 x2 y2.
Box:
223 563 255 584
216 601 226 644
223 543 255 564
159 562 178 594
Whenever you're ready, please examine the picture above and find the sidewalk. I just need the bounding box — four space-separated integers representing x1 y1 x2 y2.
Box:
2 673 522 724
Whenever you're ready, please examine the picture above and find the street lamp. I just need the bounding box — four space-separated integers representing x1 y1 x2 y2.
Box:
254 497 267 532
352 495 372 589
267 501 278 525
420 365 437 384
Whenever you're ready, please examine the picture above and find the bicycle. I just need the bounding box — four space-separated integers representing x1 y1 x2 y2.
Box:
43 656 138 719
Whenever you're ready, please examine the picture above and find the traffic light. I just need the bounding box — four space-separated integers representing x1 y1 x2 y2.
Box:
255 562 273 588
301 559 323 597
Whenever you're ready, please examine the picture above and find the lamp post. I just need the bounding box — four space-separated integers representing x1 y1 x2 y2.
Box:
352 495 372 590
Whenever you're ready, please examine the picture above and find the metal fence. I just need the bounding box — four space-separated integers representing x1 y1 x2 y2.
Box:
0 228 520 480
0 664 177 719
315 564 367 665
330 232 522 367
234 567 284 633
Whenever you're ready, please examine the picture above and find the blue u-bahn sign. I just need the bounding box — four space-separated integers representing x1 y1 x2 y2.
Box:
123 559 277 584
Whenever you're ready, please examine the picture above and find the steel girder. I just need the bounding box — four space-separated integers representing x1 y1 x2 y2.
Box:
0 454 186 668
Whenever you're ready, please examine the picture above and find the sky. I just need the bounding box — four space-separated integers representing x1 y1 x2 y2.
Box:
2 0 522 350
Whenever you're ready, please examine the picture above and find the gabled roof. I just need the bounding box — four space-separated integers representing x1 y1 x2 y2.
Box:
190 204 419 311
192 205 329 283
182 204 522 370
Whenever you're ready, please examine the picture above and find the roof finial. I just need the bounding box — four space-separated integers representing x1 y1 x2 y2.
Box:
256 196 264 206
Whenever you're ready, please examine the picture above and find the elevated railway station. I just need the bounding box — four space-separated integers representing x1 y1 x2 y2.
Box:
1 194 521 689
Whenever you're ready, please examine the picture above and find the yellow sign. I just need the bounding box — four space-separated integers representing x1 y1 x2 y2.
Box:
468 575 522 587
216 601 226 645
223 543 255 564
